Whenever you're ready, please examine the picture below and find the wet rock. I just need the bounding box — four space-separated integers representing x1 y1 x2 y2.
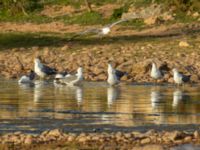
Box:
24 135 34 145
140 138 151 144
194 130 200 139
184 136 192 142
166 131 184 141
47 129 63 137
190 74 199 82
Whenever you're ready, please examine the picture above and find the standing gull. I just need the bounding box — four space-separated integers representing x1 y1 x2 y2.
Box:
56 67 84 86
172 68 190 86
150 62 162 83
107 63 127 86
18 70 35 84
34 57 57 79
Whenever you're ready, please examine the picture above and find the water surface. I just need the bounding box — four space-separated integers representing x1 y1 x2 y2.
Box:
0 80 200 133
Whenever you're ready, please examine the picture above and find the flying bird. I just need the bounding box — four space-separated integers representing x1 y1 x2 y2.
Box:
69 19 128 40
34 57 57 79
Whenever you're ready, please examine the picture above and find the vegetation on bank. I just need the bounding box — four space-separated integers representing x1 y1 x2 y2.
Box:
0 0 199 25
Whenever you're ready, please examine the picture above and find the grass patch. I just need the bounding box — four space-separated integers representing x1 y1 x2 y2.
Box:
65 11 104 25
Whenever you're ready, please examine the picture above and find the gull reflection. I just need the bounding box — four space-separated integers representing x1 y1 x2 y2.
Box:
150 88 163 110
54 84 83 106
172 89 183 108
107 86 120 107
33 80 48 103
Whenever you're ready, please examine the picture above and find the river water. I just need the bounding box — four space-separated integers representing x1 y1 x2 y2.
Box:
0 80 200 134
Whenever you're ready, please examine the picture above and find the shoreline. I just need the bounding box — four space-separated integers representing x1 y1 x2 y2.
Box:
1 128 200 149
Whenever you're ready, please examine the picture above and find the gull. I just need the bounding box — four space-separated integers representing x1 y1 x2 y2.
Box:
172 68 190 86
18 70 35 84
107 63 127 86
69 19 128 40
55 71 68 80
56 67 84 86
34 57 57 79
150 62 162 82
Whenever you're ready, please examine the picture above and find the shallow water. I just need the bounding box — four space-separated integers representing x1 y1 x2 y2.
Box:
1 80 200 133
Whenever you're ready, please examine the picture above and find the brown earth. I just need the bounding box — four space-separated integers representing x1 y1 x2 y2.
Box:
1 22 200 83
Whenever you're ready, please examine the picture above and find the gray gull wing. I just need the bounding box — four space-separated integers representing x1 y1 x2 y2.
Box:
42 64 57 75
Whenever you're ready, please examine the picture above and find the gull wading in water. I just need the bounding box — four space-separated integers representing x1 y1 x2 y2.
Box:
18 70 35 84
150 62 162 83
54 71 68 80
34 57 57 79
56 67 84 86
107 63 127 86
172 68 190 86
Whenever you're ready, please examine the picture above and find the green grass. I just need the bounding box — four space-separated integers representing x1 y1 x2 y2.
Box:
0 32 72 50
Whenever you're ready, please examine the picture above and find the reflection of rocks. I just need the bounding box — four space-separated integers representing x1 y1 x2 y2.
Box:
107 86 120 107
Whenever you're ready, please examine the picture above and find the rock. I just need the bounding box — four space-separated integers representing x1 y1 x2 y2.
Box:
179 41 190 47
140 138 151 144
47 129 63 137
184 136 192 142
97 73 107 81
144 17 157 25
190 74 199 82
124 133 132 139
194 130 200 139
67 135 76 142
93 67 104 75
61 45 69 51
166 131 184 141
24 135 34 145
78 136 87 143
168 77 174 83
192 12 199 18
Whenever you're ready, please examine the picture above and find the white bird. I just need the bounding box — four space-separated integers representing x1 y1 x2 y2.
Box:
69 19 128 40
55 71 68 79
56 67 84 86
172 68 190 85
34 57 57 79
107 63 127 86
18 70 35 84
150 62 162 82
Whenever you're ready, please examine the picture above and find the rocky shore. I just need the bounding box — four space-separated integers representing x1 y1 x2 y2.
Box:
1 129 200 149
1 29 200 84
